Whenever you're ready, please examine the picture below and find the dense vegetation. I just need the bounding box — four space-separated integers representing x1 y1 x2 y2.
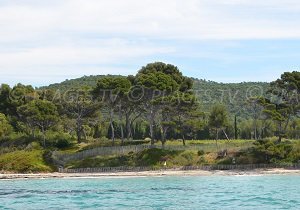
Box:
0 62 299 172
66 140 300 169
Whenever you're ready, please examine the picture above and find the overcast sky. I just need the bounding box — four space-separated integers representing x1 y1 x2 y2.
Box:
0 0 300 87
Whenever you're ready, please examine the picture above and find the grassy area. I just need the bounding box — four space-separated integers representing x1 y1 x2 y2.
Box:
57 139 151 155
155 139 255 146
1 138 298 173
66 149 201 169
65 139 300 169
0 149 53 173
56 139 255 159
65 148 235 169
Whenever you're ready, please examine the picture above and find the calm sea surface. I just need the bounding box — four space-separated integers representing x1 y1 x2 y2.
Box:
0 175 299 209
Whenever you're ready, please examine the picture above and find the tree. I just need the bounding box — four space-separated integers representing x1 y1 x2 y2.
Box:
62 87 99 143
209 104 229 142
0 113 12 138
234 115 238 140
169 91 203 145
10 84 36 115
120 76 143 142
135 62 191 146
288 119 300 139
247 97 264 140
93 77 131 145
0 84 12 116
263 71 300 142
17 100 59 147
261 99 291 142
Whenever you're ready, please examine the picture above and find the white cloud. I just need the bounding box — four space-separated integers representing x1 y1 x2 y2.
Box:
1 0 299 41
0 0 299 85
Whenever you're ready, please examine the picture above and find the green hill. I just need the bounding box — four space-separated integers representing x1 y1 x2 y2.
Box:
41 75 269 118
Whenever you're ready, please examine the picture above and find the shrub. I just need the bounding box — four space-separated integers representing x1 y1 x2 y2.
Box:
0 150 52 173
56 139 71 149
0 113 12 138
47 132 73 149
198 150 205 156
237 139 300 164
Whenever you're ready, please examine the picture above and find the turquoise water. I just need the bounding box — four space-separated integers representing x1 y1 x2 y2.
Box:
0 175 299 209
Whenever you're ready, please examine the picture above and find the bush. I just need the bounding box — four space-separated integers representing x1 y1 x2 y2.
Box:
0 113 12 138
198 150 205 156
47 132 73 149
25 142 41 150
0 150 52 173
235 140 300 164
0 133 34 147
123 140 151 146
56 139 71 149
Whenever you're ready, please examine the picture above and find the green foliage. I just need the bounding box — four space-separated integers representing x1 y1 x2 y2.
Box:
252 140 296 163
198 150 205 156
260 71 300 141
45 132 74 149
234 140 300 164
0 84 12 115
17 99 59 147
67 149 201 168
209 104 229 139
62 87 99 143
0 149 52 173
0 113 12 138
209 104 229 129
0 64 299 172
79 139 151 151
135 62 200 145
55 139 71 149
18 100 59 129
193 79 269 118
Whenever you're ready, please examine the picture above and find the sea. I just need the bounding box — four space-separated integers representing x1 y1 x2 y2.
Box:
0 175 299 209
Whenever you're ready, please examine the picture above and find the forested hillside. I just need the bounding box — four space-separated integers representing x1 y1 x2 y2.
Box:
1 62 299 172
41 75 269 118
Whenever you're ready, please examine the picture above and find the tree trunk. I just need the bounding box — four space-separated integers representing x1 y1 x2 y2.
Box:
161 126 168 148
120 123 124 145
149 121 154 146
278 121 282 143
161 131 166 149
149 108 155 146
215 128 219 148
119 109 125 145
31 128 35 139
76 120 82 144
254 119 257 140
278 135 282 142
42 127 46 148
77 129 82 143
222 129 229 141
125 113 131 141
161 139 166 149
182 134 186 146
234 115 238 140
110 109 115 145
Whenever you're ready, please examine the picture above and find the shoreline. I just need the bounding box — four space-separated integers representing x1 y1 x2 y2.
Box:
1 168 300 179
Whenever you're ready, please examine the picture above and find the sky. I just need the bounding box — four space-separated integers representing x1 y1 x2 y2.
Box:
0 0 300 87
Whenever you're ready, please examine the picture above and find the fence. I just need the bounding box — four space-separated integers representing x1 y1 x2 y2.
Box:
58 163 300 173
52 143 252 166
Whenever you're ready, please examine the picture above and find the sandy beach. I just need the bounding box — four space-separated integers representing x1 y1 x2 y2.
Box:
1 168 300 179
